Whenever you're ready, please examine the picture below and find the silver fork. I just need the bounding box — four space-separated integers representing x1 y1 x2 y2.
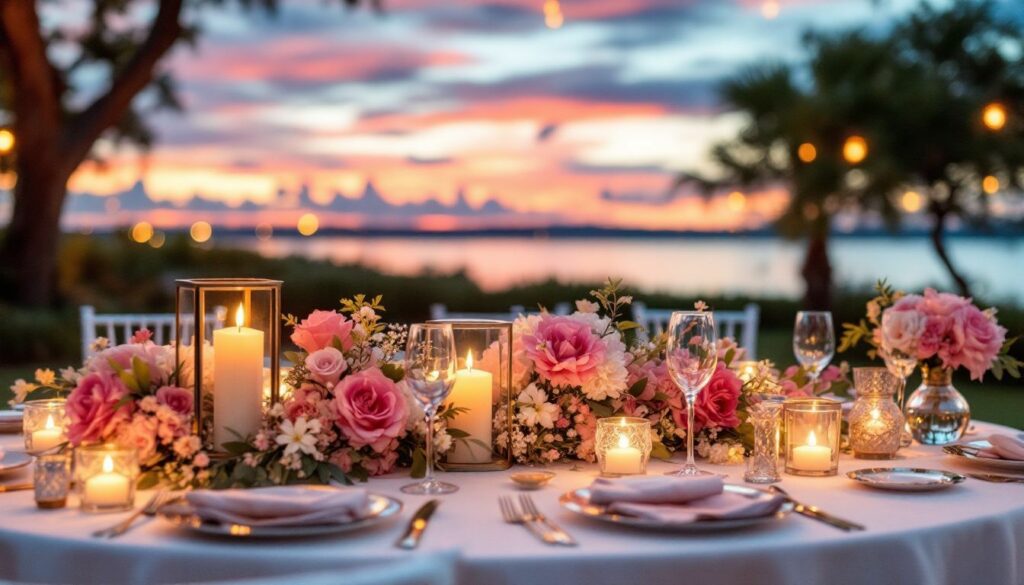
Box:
92 491 174 538
518 495 576 546
499 495 558 545
967 473 1024 484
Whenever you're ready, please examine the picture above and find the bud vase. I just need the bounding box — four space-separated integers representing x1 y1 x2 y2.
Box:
904 366 970 445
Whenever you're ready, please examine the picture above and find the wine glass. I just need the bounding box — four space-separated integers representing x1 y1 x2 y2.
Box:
401 323 458 495
793 311 835 383
664 311 718 477
880 311 917 447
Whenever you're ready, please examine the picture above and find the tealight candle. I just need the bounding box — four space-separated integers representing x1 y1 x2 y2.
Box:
32 415 63 453
75 445 138 512
791 431 832 472
596 417 651 476
605 435 643 475
85 456 130 507
22 399 67 455
784 398 841 477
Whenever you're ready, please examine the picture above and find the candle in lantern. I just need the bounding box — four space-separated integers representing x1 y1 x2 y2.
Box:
84 455 130 507
791 431 832 472
31 414 63 453
447 351 493 464
605 433 643 475
212 304 264 450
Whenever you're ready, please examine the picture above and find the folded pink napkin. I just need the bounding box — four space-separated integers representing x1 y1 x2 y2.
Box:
588 476 723 505
977 434 1024 461
587 476 784 524
186 486 370 527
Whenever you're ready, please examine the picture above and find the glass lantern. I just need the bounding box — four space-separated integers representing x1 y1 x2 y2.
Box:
34 453 71 509
784 398 841 477
176 278 282 451
849 367 903 459
75 444 138 513
428 319 512 471
22 399 68 455
596 417 652 476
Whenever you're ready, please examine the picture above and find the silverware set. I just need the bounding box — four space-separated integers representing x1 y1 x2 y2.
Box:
966 473 1024 484
499 494 576 546
768 485 865 532
92 490 176 538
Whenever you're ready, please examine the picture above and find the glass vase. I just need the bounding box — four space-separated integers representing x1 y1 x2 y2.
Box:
904 365 970 446
744 397 783 484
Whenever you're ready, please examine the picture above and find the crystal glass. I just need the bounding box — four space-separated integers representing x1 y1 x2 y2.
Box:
849 368 903 459
596 417 652 476
664 311 717 477
793 311 835 382
784 398 841 477
880 311 917 447
22 399 68 455
34 453 71 509
905 366 970 445
744 396 784 484
75 444 138 513
402 323 459 495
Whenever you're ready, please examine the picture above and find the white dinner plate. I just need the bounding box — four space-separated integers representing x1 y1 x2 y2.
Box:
158 492 403 538
847 467 965 492
948 441 1024 472
559 484 793 532
0 451 32 475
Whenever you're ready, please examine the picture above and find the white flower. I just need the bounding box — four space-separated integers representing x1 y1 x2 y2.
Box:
694 300 709 312
579 331 629 401
8 379 36 406
434 431 453 453
517 383 559 429
59 366 81 384
90 337 110 352
706 442 745 465
34 369 55 386
275 417 321 456
575 299 599 314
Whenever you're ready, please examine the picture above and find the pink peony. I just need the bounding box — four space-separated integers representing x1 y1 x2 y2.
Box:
361 449 399 476
522 315 605 388
946 306 1006 380
332 369 408 452
118 414 158 461
304 347 348 386
284 384 325 421
673 363 741 432
156 386 194 416
881 308 926 357
290 310 354 354
67 373 133 445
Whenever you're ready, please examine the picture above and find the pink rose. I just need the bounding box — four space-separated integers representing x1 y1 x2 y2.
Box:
130 329 153 344
330 448 354 473
304 347 348 386
284 384 325 421
917 315 949 359
881 308 926 357
118 414 158 461
946 306 1005 380
673 363 741 432
86 343 164 379
156 386 194 416
67 373 133 445
332 369 407 452
522 315 605 388
290 310 354 354
361 449 399 476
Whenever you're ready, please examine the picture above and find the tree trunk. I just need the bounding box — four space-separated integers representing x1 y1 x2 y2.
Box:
800 229 833 310
929 206 972 298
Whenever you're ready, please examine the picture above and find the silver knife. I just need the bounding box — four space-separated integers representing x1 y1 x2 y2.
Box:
0 483 33 494
395 499 440 550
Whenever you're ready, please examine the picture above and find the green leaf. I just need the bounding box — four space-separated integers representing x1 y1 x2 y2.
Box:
381 362 405 383
316 463 331 485
446 427 470 439
650 441 672 461
117 370 140 393
136 471 161 490
616 320 642 331
221 441 252 456
328 463 354 486
652 391 672 402
587 400 614 418
410 448 426 479
331 336 345 352
627 378 648 398
283 351 305 365
131 356 151 390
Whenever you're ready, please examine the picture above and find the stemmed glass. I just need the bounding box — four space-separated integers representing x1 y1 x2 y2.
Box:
793 311 835 383
401 323 459 495
880 311 917 447
664 311 718 477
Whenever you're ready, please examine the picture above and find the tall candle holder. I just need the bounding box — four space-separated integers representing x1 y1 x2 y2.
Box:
176 278 282 452
427 319 512 471
849 367 903 459
75 444 138 513
596 417 652 476
744 395 784 484
22 399 68 455
784 398 841 477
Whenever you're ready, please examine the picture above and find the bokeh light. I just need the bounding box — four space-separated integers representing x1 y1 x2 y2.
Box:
842 136 868 164
982 175 999 194
190 220 213 243
0 129 14 154
982 103 1006 131
797 143 817 163
761 0 780 20
256 223 274 241
727 191 746 212
0 172 16 190
297 213 319 236
901 191 923 213
544 0 563 29
131 221 154 244
149 231 166 249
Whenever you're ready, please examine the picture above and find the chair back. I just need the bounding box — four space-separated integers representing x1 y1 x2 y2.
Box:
632 302 761 359
79 305 226 359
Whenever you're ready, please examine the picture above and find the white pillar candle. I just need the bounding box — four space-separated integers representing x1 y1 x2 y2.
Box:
84 455 130 507
447 351 493 464
212 305 264 450
791 431 832 472
605 435 643 475
31 414 64 453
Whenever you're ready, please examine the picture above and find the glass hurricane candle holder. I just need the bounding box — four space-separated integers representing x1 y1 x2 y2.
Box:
428 319 513 471
75 444 138 513
849 367 903 459
34 453 71 509
744 396 784 484
784 398 841 477
176 278 282 452
22 399 68 455
596 417 652 476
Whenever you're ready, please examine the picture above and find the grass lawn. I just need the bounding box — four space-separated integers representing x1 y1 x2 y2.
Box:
3 328 1022 429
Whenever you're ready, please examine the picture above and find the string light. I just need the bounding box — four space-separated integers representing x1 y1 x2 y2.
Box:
190 220 213 243
0 129 14 154
843 136 868 164
982 103 1006 131
901 191 923 213
797 143 817 163
297 213 319 236
982 175 999 194
131 221 154 244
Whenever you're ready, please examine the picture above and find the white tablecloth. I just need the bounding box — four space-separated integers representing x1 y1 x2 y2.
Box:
0 422 1022 585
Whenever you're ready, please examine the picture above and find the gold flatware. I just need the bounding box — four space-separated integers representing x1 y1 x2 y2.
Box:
768 486 865 532
967 473 1024 484
395 499 440 550
518 494 575 546
499 495 561 545
93 491 175 538
0 483 33 493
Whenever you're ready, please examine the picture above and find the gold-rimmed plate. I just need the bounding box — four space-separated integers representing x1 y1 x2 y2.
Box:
847 467 965 492
559 484 792 532
947 441 1024 472
158 493 402 538
0 451 31 476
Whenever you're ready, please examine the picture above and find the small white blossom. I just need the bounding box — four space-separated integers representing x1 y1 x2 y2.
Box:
516 384 559 429
8 379 36 406
90 337 110 352
275 417 321 456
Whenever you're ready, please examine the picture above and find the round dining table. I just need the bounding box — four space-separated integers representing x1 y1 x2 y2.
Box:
0 421 1022 585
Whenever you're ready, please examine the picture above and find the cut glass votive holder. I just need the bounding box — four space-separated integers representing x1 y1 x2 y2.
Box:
595 417 652 476
849 367 903 459
744 396 784 484
34 453 71 509
784 398 842 477
22 399 68 455
75 444 138 513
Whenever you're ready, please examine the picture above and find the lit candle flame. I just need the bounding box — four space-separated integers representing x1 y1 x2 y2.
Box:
44 413 55 430
870 408 880 421
618 434 629 449
235 304 245 330
427 370 440 382
807 431 817 447
466 350 474 371
102 455 114 474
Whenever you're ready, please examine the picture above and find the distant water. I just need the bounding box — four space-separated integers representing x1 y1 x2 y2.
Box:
223 235 1024 306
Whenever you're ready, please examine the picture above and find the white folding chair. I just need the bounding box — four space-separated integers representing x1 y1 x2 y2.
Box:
632 302 761 359
79 305 227 359
429 302 570 321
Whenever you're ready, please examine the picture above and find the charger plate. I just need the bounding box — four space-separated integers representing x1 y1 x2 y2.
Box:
559 484 792 532
847 468 965 492
0 451 32 475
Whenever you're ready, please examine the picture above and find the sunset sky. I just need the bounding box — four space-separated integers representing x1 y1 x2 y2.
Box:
40 0 997 230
